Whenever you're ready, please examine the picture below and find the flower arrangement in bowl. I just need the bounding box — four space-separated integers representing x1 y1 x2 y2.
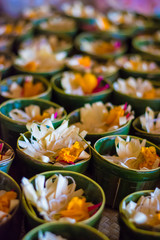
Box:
0 51 14 78
113 77 160 115
75 33 127 60
0 139 14 173
65 54 119 82
0 171 21 239
119 188 160 240
92 135 160 208
37 14 77 37
0 98 66 149
23 222 110 240
21 170 105 229
115 54 160 80
132 107 160 145
67 101 134 144
61 1 99 25
17 119 91 176
0 75 52 102
22 5 54 25
51 71 112 111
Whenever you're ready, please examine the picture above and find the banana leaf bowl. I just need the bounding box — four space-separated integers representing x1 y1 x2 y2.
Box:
0 74 52 103
0 98 67 149
16 131 91 177
21 170 105 230
67 106 133 144
92 135 160 209
23 222 110 240
113 80 160 116
119 190 160 240
75 33 127 61
115 54 160 81
51 72 113 112
0 139 15 173
132 112 160 146
132 38 160 62
0 171 21 239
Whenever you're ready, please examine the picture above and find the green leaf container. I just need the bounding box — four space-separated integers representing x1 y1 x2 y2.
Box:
0 98 67 149
23 222 110 240
67 107 132 145
21 170 105 230
0 171 21 239
0 139 15 173
113 81 160 116
132 113 160 146
0 74 52 103
92 135 160 209
51 72 112 112
75 33 127 60
119 190 160 240
16 132 91 177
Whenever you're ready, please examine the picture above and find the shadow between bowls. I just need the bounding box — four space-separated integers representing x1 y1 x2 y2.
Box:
113 80 160 116
91 135 160 209
0 171 22 240
21 170 105 230
23 222 110 240
51 73 113 112
67 108 132 145
0 98 67 149
16 131 91 178
0 74 52 104
132 114 160 146
119 190 160 240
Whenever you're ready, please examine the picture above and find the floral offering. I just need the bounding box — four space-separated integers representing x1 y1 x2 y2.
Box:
22 5 53 21
123 188 160 231
0 54 12 71
140 107 160 134
0 20 31 37
95 15 117 32
0 189 19 223
102 136 160 170
62 1 98 19
61 72 110 95
113 77 160 99
39 15 76 32
9 105 64 123
140 43 160 56
107 10 151 27
18 119 90 165
74 102 134 133
0 142 14 162
66 55 118 75
81 39 122 56
21 173 100 222
115 55 160 73
38 231 67 240
1 76 45 98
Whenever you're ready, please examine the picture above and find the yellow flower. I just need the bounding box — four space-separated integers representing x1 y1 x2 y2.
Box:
60 196 90 222
139 146 159 169
78 56 91 68
105 106 124 127
74 73 97 94
56 141 83 163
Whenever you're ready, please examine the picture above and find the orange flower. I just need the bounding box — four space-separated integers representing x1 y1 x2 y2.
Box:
60 197 90 222
105 106 124 127
0 191 17 214
30 112 51 122
143 89 156 99
97 17 112 30
94 42 115 54
23 81 44 97
78 56 91 68
56 141 83 163
5 24 13 34
15 25 23 34
24 61 39 71
139 146 159 169
74 73 97 94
